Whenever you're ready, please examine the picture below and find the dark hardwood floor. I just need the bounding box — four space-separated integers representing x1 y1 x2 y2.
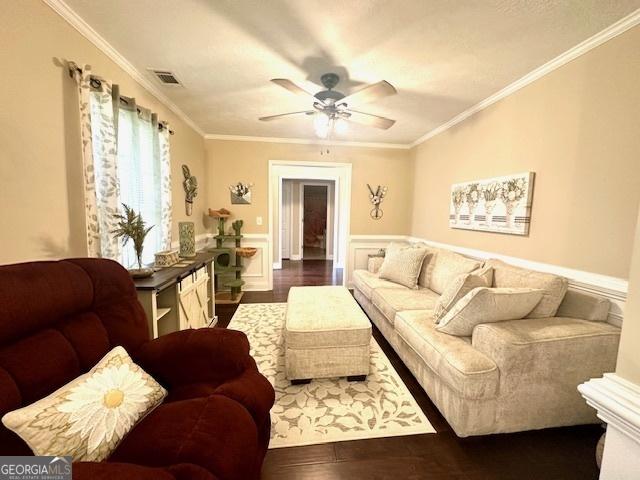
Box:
216 260 602 480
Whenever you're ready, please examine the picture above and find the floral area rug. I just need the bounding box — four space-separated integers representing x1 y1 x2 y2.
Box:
229 303 435 448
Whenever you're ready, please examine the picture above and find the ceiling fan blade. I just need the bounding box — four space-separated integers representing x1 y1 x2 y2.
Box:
338 80 397 108
346 110 396 129
259 110 315 121
270 78 320 101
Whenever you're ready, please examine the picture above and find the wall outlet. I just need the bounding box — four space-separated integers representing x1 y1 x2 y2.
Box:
256 216 263 226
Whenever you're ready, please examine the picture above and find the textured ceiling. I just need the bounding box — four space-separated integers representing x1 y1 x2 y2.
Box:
63 0 640 144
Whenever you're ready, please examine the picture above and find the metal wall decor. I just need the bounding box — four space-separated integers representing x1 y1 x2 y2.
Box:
182 165 198 216
367 184 388 220
229 182 253 204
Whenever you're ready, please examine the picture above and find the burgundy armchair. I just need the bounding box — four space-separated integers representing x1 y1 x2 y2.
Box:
0 258 274 480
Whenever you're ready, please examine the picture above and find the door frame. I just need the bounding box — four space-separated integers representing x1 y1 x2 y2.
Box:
281 180 293 260
299 181 334 260
269 161 351 281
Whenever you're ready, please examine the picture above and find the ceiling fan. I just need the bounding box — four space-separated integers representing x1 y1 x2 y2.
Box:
259 73 397 139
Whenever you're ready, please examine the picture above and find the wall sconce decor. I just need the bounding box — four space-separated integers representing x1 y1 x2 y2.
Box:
367 184 388 220
182 165 198 216
229 182 253 204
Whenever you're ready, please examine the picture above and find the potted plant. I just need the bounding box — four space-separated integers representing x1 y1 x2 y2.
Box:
112 204 154 278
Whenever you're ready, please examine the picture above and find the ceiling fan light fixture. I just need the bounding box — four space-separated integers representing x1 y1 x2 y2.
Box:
313 113 330 138
335 118 348 135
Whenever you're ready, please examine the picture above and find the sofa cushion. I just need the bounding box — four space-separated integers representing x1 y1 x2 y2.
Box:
395 310 499 400
379 246 430 289
414 244 439 288
556 290 610 322
371 288 439 325
433 270 492 323
352 270 406 299
436 287 544 337
429 250 482 295
485 259 568 318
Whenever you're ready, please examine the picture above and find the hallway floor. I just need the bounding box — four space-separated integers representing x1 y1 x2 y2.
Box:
215 261 602 480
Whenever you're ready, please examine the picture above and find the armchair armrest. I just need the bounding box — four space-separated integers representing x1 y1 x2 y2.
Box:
133 328 253 388
74 462 217 480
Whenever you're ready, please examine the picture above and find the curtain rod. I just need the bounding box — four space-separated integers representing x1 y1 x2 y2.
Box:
67 61 175 135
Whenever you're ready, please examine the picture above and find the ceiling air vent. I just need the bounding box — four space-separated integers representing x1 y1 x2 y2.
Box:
149 69 183 86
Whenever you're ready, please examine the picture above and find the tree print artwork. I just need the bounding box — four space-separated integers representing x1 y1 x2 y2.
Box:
449 172 535 236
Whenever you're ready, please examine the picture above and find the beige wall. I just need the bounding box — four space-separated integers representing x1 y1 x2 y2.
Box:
205 139 413 236
0 0 207 265
616 208 640 385
410 25 640 279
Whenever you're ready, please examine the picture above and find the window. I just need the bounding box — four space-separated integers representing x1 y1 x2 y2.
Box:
116 103 165 268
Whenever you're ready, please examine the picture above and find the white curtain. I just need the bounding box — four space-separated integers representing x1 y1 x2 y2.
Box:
74 65 172 267
117 100 172 267
74 65 121 260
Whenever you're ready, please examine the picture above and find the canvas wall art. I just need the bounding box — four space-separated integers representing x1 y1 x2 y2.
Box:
449 172 535 236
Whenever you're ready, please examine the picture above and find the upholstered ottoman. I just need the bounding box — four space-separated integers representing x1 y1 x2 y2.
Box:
285 286 372 383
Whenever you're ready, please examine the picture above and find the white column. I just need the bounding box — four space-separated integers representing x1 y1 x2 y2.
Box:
578 374 640 479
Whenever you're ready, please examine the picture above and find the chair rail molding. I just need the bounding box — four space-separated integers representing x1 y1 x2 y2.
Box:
407 236 628 326
171 233 209 252
579 373 640 479
346 234 627 325
346 234 408 287
195 233 272 291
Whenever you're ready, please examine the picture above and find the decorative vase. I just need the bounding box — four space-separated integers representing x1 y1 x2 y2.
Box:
485 200 496 227
505 201 517 229
467 202 477 225
179 221 196 258
453 206 462 224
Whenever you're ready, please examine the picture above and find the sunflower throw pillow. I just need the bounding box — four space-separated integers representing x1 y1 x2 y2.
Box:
2 346 166 461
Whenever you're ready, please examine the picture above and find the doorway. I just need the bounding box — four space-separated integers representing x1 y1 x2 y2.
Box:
302 183 332 260
269 161 351 288
279 179 335 262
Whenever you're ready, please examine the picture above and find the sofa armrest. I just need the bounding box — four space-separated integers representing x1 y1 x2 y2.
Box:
472 316 620 376
133 328 253 388
368 256 385 274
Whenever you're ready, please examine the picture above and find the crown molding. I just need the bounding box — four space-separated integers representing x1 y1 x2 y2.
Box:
42 0 206 137
409 8 640 148
43 0 640 148
204 133 410 150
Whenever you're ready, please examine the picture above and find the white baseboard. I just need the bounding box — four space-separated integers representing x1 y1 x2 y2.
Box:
579 373 640 478
290 254 302 261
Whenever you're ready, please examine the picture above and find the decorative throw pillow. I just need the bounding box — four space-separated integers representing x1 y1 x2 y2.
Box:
433 268 493 323
471 265 494 286
378 246 429 289
436 287 544 336
2 346 166 462
428 250 482 295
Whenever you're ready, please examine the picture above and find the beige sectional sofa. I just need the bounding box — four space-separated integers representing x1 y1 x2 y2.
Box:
353 244 621 437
